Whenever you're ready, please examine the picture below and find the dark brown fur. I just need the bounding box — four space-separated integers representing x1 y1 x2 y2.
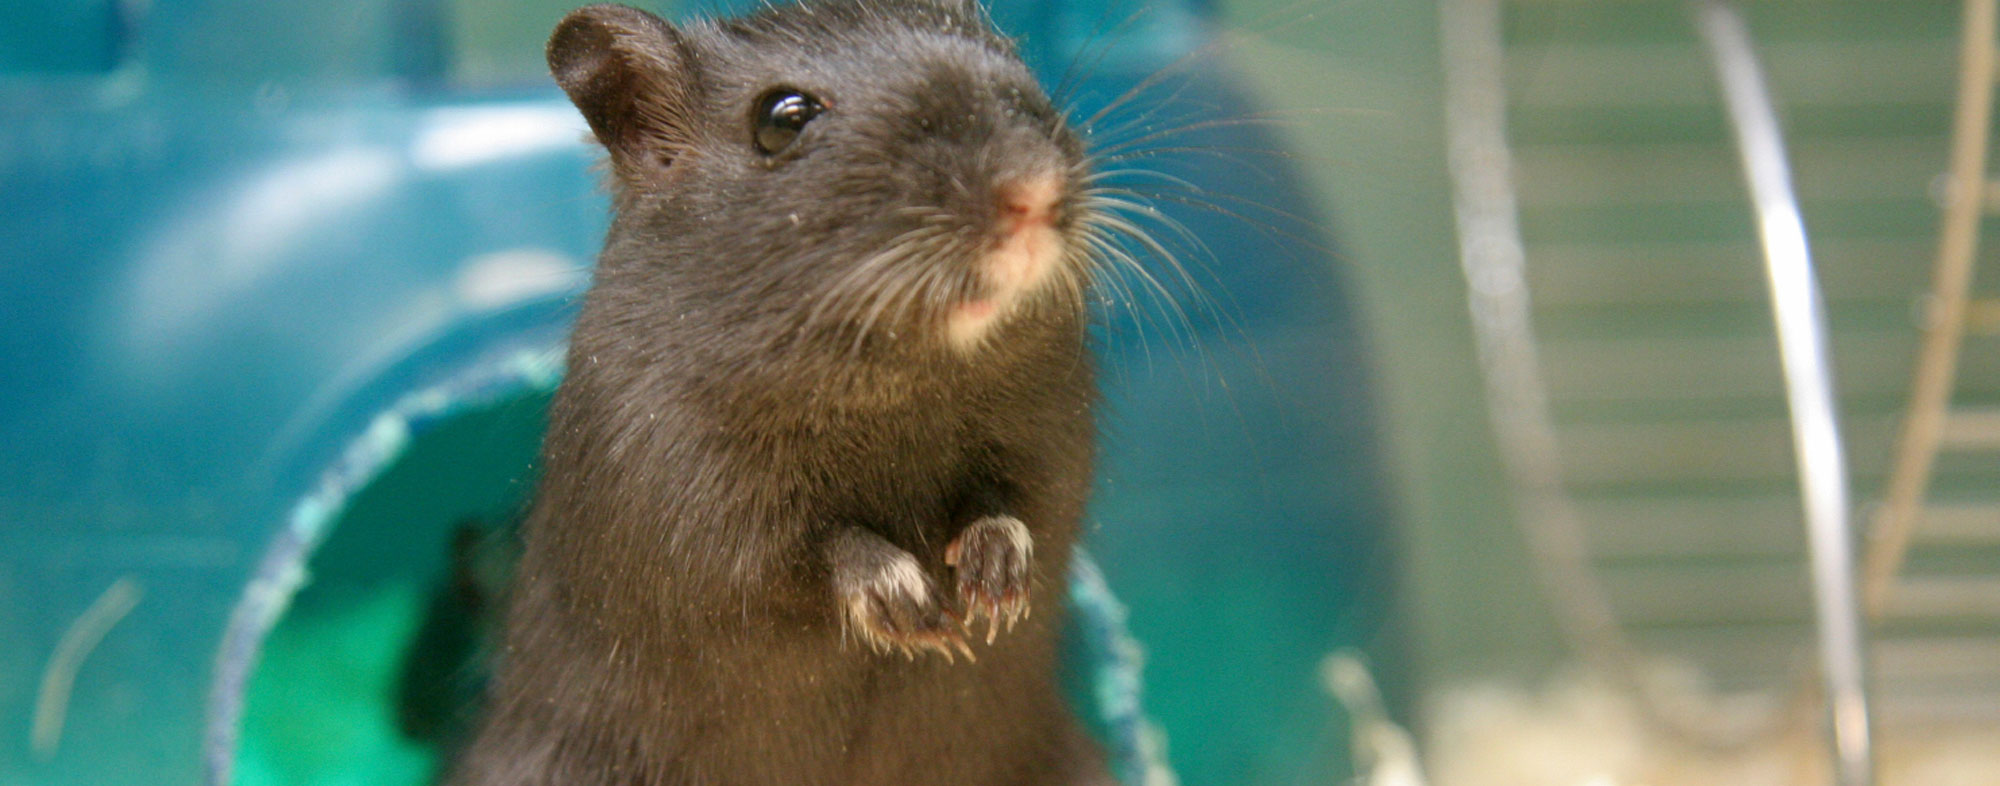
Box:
451 1 1109 783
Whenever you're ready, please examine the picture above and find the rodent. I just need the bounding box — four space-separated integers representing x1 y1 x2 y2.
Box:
449 1 1114 784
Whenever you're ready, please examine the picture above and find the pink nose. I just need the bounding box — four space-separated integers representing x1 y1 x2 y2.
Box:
996 173 1061 233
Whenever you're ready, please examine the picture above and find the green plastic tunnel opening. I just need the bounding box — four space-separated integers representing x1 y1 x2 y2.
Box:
235 389 553 786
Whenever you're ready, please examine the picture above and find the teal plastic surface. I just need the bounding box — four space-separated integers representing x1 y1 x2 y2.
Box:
0 1 1402 783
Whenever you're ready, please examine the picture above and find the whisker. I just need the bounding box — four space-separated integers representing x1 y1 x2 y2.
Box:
847 243 934 357
809 223 953 328
1079 77 1209 151
1097 201 1250 350
1090 110 1354 159
1078 224 1197 356
1067 0 1343 134
1077 232 1143 329
1075 229 1157 372
1094 231 1210 376
1073 28 1245 134
1080 195 1213 304
1050 1 1159 110
1094 183 1338 260
1088 145 1302 182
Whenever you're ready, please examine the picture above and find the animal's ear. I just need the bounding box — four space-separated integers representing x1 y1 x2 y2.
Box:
547 4 696 175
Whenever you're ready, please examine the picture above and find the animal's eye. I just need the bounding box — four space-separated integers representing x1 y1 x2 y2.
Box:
753 89 823 155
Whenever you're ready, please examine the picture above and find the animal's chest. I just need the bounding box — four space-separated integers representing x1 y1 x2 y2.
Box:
786 404 984 528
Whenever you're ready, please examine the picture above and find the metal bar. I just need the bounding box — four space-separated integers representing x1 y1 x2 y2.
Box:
1438 0 1638 685
1691 4 1874 785
1864 0 1999 617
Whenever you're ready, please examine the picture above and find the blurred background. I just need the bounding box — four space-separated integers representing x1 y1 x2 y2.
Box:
2 0 1995 784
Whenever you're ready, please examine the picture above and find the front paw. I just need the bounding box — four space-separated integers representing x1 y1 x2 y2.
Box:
946 515 1033 644
836 548 973 662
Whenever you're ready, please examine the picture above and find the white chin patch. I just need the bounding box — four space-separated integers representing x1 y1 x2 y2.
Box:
946 226 1061 351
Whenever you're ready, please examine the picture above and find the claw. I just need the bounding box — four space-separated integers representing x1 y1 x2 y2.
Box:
948 514 1034 648
837 546 973 664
